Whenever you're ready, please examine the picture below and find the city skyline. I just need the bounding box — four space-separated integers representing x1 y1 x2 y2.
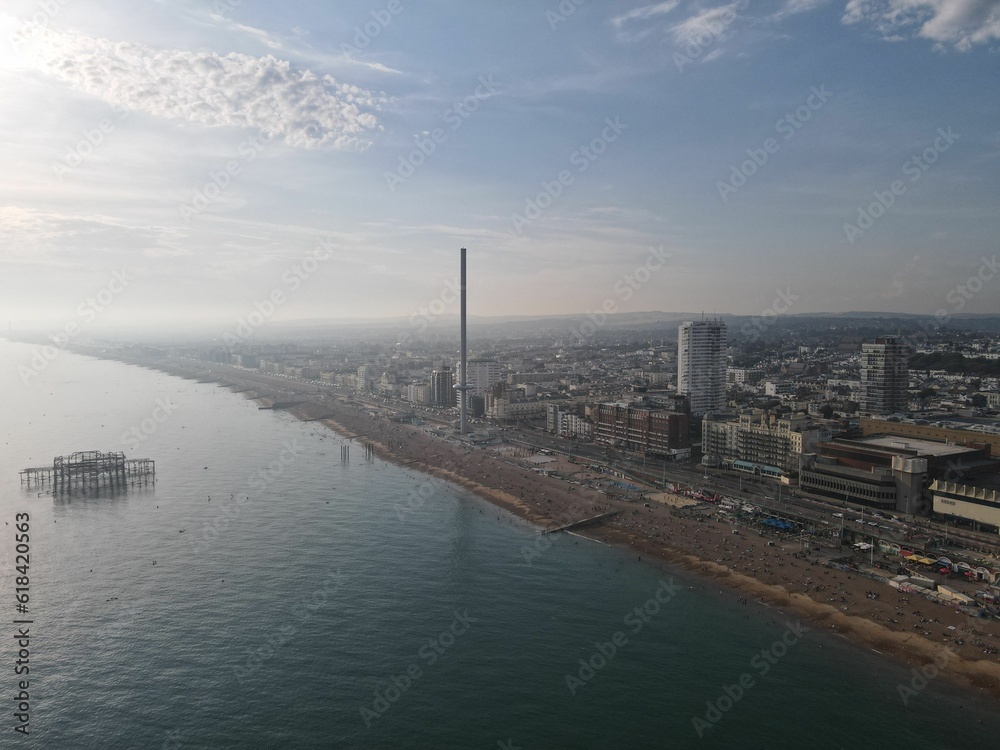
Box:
1 0 998 330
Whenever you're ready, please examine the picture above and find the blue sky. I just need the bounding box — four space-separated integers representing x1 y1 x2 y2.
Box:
0 0 998 330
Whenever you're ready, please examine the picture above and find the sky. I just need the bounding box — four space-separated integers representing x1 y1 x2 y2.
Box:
0 0 998 332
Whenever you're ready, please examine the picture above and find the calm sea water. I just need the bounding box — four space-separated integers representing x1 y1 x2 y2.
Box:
0 339 997 749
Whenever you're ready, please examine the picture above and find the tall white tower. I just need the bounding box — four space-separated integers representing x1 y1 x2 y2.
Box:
455 248 473 434
677 320 727 417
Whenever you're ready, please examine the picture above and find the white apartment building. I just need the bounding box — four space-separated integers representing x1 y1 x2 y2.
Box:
677 320 727 417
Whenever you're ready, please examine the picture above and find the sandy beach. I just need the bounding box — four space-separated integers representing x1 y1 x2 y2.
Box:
141 359 1000 699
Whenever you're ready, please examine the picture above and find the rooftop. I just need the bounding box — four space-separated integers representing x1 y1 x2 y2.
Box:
853 434 978 457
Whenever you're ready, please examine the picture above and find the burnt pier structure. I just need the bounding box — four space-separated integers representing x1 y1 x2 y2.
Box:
20 450 155 493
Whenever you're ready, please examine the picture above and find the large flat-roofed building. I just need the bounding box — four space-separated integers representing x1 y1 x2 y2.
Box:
860 416 1000 456
593 401 689 457
799 434 996 515
677 320 727 417
931 479 1000 534
860 336 910 414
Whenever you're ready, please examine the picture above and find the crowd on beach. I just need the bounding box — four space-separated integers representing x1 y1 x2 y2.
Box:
293 391 1000 680
153 360 1000 697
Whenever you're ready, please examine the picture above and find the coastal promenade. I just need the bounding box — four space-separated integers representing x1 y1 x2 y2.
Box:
113 356 1000 699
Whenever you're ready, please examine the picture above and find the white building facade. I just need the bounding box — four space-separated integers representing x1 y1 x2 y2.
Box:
678 320 727 416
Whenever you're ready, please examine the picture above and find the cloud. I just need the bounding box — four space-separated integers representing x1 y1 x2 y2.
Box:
669 1 747 47
772 0 832 21
842 0 1000 50
0 206 189 268
612 2 681 28
23 29 387 149
227 21 283 50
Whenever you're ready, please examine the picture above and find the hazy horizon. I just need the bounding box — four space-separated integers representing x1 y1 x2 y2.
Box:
1 0 999 330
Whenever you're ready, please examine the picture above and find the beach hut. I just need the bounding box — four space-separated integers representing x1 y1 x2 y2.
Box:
937 586 975 605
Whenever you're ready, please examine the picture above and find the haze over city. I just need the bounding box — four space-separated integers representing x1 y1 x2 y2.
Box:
7 3 1000 748
1 0 998 330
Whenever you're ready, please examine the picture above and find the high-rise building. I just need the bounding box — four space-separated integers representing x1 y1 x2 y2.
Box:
860 336 910 414
356 364 375 392
677 320 727 417
406 382 432 405
431 366 456 407
455 359 505 397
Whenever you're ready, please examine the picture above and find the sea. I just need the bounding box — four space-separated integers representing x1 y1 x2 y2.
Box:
0 338 997 749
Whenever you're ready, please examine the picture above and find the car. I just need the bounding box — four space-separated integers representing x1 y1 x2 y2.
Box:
854 518 864 524
868 521 879 527
832 512 843 518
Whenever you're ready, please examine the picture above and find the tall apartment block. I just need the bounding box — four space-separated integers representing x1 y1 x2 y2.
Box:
860 336 910 414
677 320 727 417
431 366 457 407
454 359 505 397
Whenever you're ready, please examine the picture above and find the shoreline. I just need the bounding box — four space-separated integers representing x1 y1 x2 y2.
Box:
121 357 1000 700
